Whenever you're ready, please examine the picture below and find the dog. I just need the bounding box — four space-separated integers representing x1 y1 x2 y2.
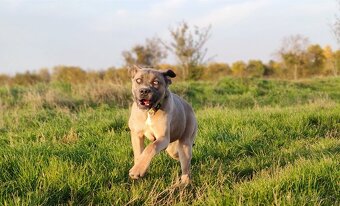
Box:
128 65 197 184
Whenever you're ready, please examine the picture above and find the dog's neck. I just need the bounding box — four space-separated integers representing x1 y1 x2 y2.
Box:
147 90 169 116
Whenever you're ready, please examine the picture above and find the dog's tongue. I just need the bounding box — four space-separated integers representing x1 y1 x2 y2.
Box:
142 99 151 106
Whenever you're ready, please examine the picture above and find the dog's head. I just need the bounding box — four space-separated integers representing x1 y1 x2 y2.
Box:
129 65 176 110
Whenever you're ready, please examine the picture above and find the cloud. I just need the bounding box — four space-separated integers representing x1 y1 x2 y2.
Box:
193 0 270 27
147 0 186 18
90 0 187 34
1 0 25 10
292 0 336 15
115 9 128 17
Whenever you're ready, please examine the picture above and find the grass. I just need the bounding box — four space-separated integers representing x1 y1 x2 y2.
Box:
0 77 339 205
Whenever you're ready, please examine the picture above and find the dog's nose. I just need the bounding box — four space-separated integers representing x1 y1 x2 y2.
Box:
139 88 151 95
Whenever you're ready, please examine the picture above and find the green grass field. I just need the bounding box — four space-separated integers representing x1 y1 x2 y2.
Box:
0 77 339 205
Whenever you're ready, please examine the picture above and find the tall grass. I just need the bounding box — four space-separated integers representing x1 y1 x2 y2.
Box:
1 77 339 110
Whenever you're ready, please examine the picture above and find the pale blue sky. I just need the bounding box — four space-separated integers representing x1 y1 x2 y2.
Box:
0 0 338 75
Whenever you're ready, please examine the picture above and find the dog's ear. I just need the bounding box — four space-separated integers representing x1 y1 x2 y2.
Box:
163 69 176 78
128 65 142 78
162 69 176 85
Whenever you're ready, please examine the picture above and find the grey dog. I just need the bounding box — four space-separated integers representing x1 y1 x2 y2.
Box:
128 65 197 184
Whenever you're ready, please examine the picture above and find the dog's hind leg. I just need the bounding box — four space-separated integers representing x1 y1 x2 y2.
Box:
178 139 193 185
178 122 197 185
166 140 179 160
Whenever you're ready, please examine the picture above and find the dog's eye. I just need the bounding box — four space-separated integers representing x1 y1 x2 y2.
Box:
136 78 142 84
153 80 159 85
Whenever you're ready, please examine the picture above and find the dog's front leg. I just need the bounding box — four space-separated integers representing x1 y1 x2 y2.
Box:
131 131 144 164
129 137 170 179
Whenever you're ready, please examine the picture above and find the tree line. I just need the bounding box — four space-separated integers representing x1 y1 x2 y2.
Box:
0 22 339 86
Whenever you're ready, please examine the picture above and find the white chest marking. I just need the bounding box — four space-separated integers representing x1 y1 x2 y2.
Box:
146 113 153 126
144 113 156 141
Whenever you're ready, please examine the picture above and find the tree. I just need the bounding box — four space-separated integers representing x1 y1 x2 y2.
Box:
264 60 282 77
332 0 340 46
333 49 340 76
306 44 325 76
246 60 265 78
323 46 334 75
278 35 309 80
330 0 340 76
323 45 340 76
231 61 247 77
122 37 167 67
162 21 212 80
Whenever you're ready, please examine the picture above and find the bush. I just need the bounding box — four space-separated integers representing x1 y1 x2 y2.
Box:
0 74 10 86
52 66 87 84
201 63 231 80
104 67 130 84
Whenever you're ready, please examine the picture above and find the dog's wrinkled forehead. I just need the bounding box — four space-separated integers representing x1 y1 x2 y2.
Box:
134 69 164 83
129 65 176 85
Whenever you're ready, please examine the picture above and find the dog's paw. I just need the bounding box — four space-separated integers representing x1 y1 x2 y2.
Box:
129 164 147 179
171 175 191 188
180 174 191 185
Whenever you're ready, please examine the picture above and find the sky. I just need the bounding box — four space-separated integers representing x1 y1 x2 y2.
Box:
0 0 338 75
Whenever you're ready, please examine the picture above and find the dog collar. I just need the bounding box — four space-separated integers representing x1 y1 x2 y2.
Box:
147 94 168 115
147 103 161 116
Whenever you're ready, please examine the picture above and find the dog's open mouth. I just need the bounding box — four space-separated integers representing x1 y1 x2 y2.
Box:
139 99 152 107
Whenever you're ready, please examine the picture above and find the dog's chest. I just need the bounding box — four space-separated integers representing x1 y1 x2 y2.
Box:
146 113 153 126
144 113 156 141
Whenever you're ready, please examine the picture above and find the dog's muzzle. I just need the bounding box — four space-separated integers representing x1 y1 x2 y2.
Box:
135 89 154 109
